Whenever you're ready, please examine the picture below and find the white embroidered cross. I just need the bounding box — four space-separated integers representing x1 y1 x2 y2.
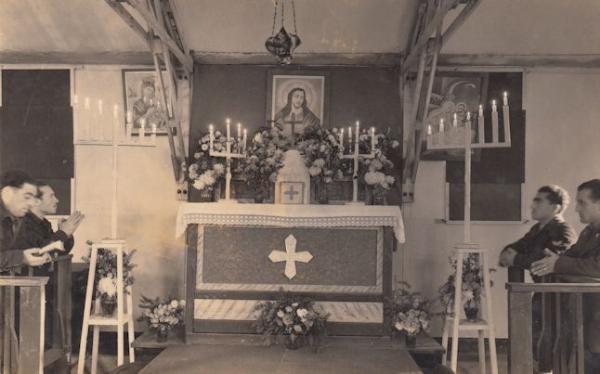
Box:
268 235 313 280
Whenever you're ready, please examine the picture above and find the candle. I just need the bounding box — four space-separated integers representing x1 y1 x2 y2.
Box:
237 122 241 140
151 124 157 142
226 118 231 154
98 99 103 115
339 128 344 150
348 126 352 143
140 118 146 138
243 128 247 152
427 124 432 136
453 113 458 127
478 106 484 144
126 110 133 124
478 104 483 117
209 124 214 151
370 127 376 150
466 112 471 121
503 91 508 106
491 100 499 143
113 104 119 119
439 118 445 133
355 121 360 144
503 92 511 144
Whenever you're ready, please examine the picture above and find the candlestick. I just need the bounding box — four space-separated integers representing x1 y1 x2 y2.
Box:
370 127 376 150
491 100 499 143
208 119 247 202
209 124 214 150
478 105 484 144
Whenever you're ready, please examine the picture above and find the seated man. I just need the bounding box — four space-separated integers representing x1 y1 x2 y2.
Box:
532 179 600 373
499 185 576 373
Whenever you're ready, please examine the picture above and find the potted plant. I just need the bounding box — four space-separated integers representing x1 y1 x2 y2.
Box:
387 283 431 348
138 296 186 342
254 293 328 350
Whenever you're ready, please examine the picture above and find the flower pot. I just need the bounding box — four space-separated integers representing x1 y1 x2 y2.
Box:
100 297 117 316
464 306 479 321
405 334 417 348
155 325 171 343
284 335 304 350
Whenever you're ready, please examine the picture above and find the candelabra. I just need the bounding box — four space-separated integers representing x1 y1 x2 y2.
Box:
339 121 376 205
208 118 248 202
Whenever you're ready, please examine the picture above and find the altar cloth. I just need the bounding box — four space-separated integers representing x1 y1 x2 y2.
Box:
175 202 405 244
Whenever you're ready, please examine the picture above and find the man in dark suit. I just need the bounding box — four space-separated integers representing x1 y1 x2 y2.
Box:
532 179 600 373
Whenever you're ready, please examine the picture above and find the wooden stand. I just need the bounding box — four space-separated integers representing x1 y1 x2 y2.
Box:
441 245 498 374
77 240 135 374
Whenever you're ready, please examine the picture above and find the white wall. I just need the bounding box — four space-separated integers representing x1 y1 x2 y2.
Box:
399 69 600 338
72 67 188 328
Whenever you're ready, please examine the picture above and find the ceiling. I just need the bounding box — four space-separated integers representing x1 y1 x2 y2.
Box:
0 0 599 63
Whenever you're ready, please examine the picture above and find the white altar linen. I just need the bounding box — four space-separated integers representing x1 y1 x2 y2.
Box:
175 202 405 244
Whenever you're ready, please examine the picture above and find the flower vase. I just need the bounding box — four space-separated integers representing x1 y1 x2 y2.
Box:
405 334 417 348
315 182 329 204
464 303 479 321
284 335 303 350
197 187 215 202
155 325 169 343
372 194 387 205
100 296 117 316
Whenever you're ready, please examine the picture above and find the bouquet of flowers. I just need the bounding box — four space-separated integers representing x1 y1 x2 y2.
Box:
188 130 239 193
296 125 344 186
438 254 495 318
254 293 328 350
387 283 431 338
138 295 186 341
237 127 289 199
360 129 400 203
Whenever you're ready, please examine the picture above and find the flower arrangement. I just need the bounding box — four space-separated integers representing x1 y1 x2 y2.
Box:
360 129 400 203
254 293 328 350
188 130 240 193
438 254 495 319
236 127 289 200
138 295 186 341
296 125 344 185
387 284 431 339
82 244 136 292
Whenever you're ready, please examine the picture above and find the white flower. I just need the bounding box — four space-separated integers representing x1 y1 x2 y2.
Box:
201 144 209 151
170 300 179 309
277 310 285 318
296 308 308 318
293 324 303 333
254 133 263 144
385 175 395 185
392 140 400 148
98 277 117 296
180 300 186 307
309 166 322 177
285 306 293 313
213 163 225 175
194 152 202 159
364 172 378 185
193 180 206 190
313 158 325 168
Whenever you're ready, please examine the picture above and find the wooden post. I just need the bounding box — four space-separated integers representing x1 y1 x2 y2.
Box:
507 287 533 374
18 283 47 374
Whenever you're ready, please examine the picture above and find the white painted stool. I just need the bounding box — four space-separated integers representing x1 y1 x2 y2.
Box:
77 240 135 374
441 245 498 374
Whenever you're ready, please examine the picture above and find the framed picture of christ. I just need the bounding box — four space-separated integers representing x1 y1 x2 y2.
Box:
267 70 329 138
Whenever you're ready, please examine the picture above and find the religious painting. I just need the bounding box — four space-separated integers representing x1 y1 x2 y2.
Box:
267 71 329 138
122 69 169 135
421 72 488 160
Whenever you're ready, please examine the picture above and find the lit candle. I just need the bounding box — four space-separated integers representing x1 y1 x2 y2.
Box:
478 105 484 144
478 104 483 117
339 128 344 150
348 126 352 143
503 92 511 143
209 124 214 151
237 122 241 140
370 127 376 150
466 112 471 121
491 100 499 143
113 104 119 119
226 118 231 154
439 118 445 133
243 128 248 152
503 91 508 107
140 118 146 138
98 99 103 115
427 124 432 136
355 121 360 143
151 124 157 142
126 110 133 124
453 113 458 127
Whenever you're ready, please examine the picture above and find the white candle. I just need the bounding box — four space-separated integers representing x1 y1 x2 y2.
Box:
243 128 247 152
439 118 445 133
113 104 119 119
237 123 241 140
348 126 352 143
339 128 344 150
427 124 432 136
126 110 133 124
151 124 157 142
492 100 497 113
209 124 214 151
478 106 484 144
503 91 508 106
478 104 483 117
467 112 471 121
226 118 231 154
355 121 360 143
453 113 458 127
98 99 103 115
491 100 499 143
140 118 146 138
370 127 376 150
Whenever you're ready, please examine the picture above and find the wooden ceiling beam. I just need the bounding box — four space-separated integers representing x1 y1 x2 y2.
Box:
126 0 193 75
104 0 149 44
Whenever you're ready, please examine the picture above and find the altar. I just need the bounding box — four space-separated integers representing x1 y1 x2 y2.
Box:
176 202 405 337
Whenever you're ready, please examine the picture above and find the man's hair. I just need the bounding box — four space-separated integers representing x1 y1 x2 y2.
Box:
578 179 600 201
538 185 570 213
0 170 35 189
